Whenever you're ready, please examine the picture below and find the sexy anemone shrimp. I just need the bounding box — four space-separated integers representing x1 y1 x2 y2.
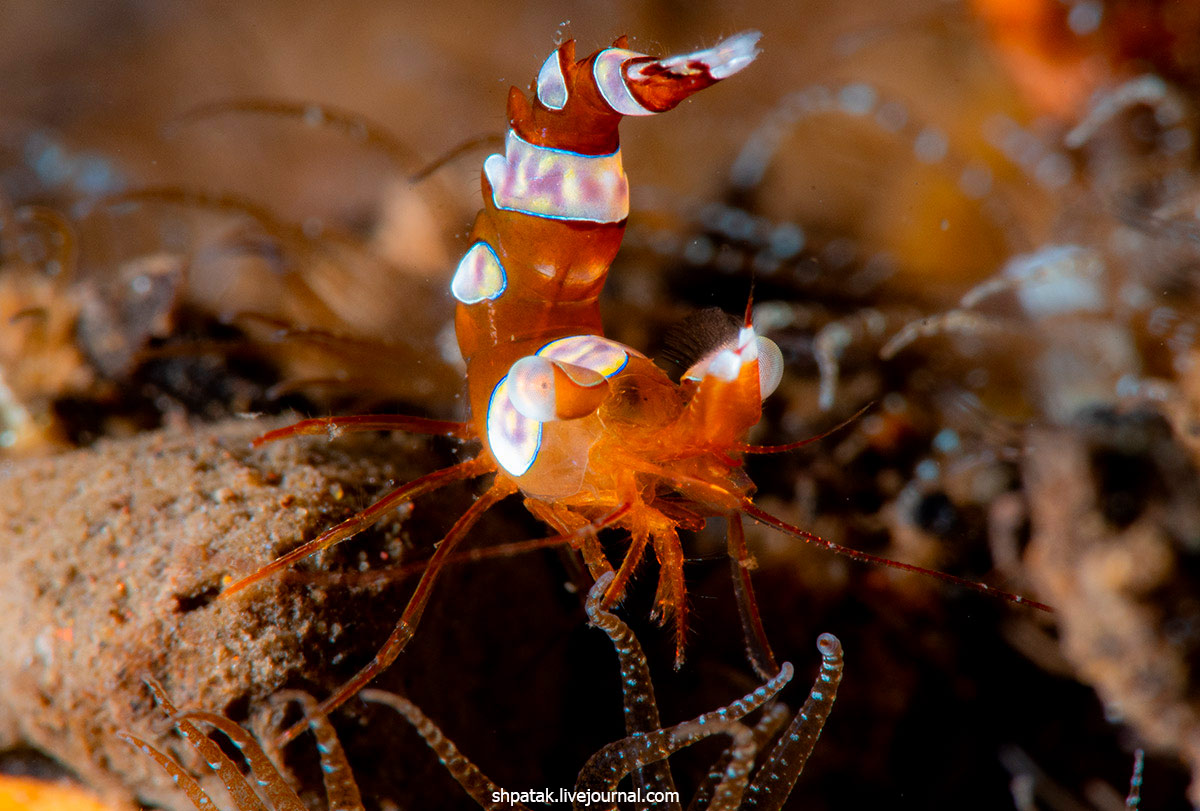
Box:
221 29 1050 744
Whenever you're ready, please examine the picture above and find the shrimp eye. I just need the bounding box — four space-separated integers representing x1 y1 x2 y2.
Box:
757 336 784 399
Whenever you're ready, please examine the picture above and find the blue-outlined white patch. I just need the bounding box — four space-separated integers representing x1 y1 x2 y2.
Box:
593 47 654 117
537 334 630 378
483 130 628 223
451 241 507 305
536 50 568 110
486 376 542 477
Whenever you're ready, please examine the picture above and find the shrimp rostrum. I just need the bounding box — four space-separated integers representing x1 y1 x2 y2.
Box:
223 29 1045 743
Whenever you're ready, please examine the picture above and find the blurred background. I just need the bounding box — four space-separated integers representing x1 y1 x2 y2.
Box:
2 1 1199 809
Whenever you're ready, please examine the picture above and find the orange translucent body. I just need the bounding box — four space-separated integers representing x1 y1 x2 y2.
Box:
229 36 777 744
231 32 1048 746
454 39 765 626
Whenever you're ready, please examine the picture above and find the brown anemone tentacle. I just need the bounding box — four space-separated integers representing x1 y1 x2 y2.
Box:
742 633 844 811
585 572 680 804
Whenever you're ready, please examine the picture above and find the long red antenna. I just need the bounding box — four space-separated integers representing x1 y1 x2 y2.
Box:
735 403 873 454
740 501 1053 613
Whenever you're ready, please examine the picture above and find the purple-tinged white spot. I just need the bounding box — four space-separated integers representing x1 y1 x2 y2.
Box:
538 334 631 378
484 130 629 223
486 377 542 477
536 50 569 110
594 47 653 116
451 241 507 304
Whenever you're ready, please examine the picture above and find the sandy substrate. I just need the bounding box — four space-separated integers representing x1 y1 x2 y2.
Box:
0 418 452 809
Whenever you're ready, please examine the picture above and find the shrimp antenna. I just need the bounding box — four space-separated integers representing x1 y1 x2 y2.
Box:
740 500 1053 612
736 401 874 454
